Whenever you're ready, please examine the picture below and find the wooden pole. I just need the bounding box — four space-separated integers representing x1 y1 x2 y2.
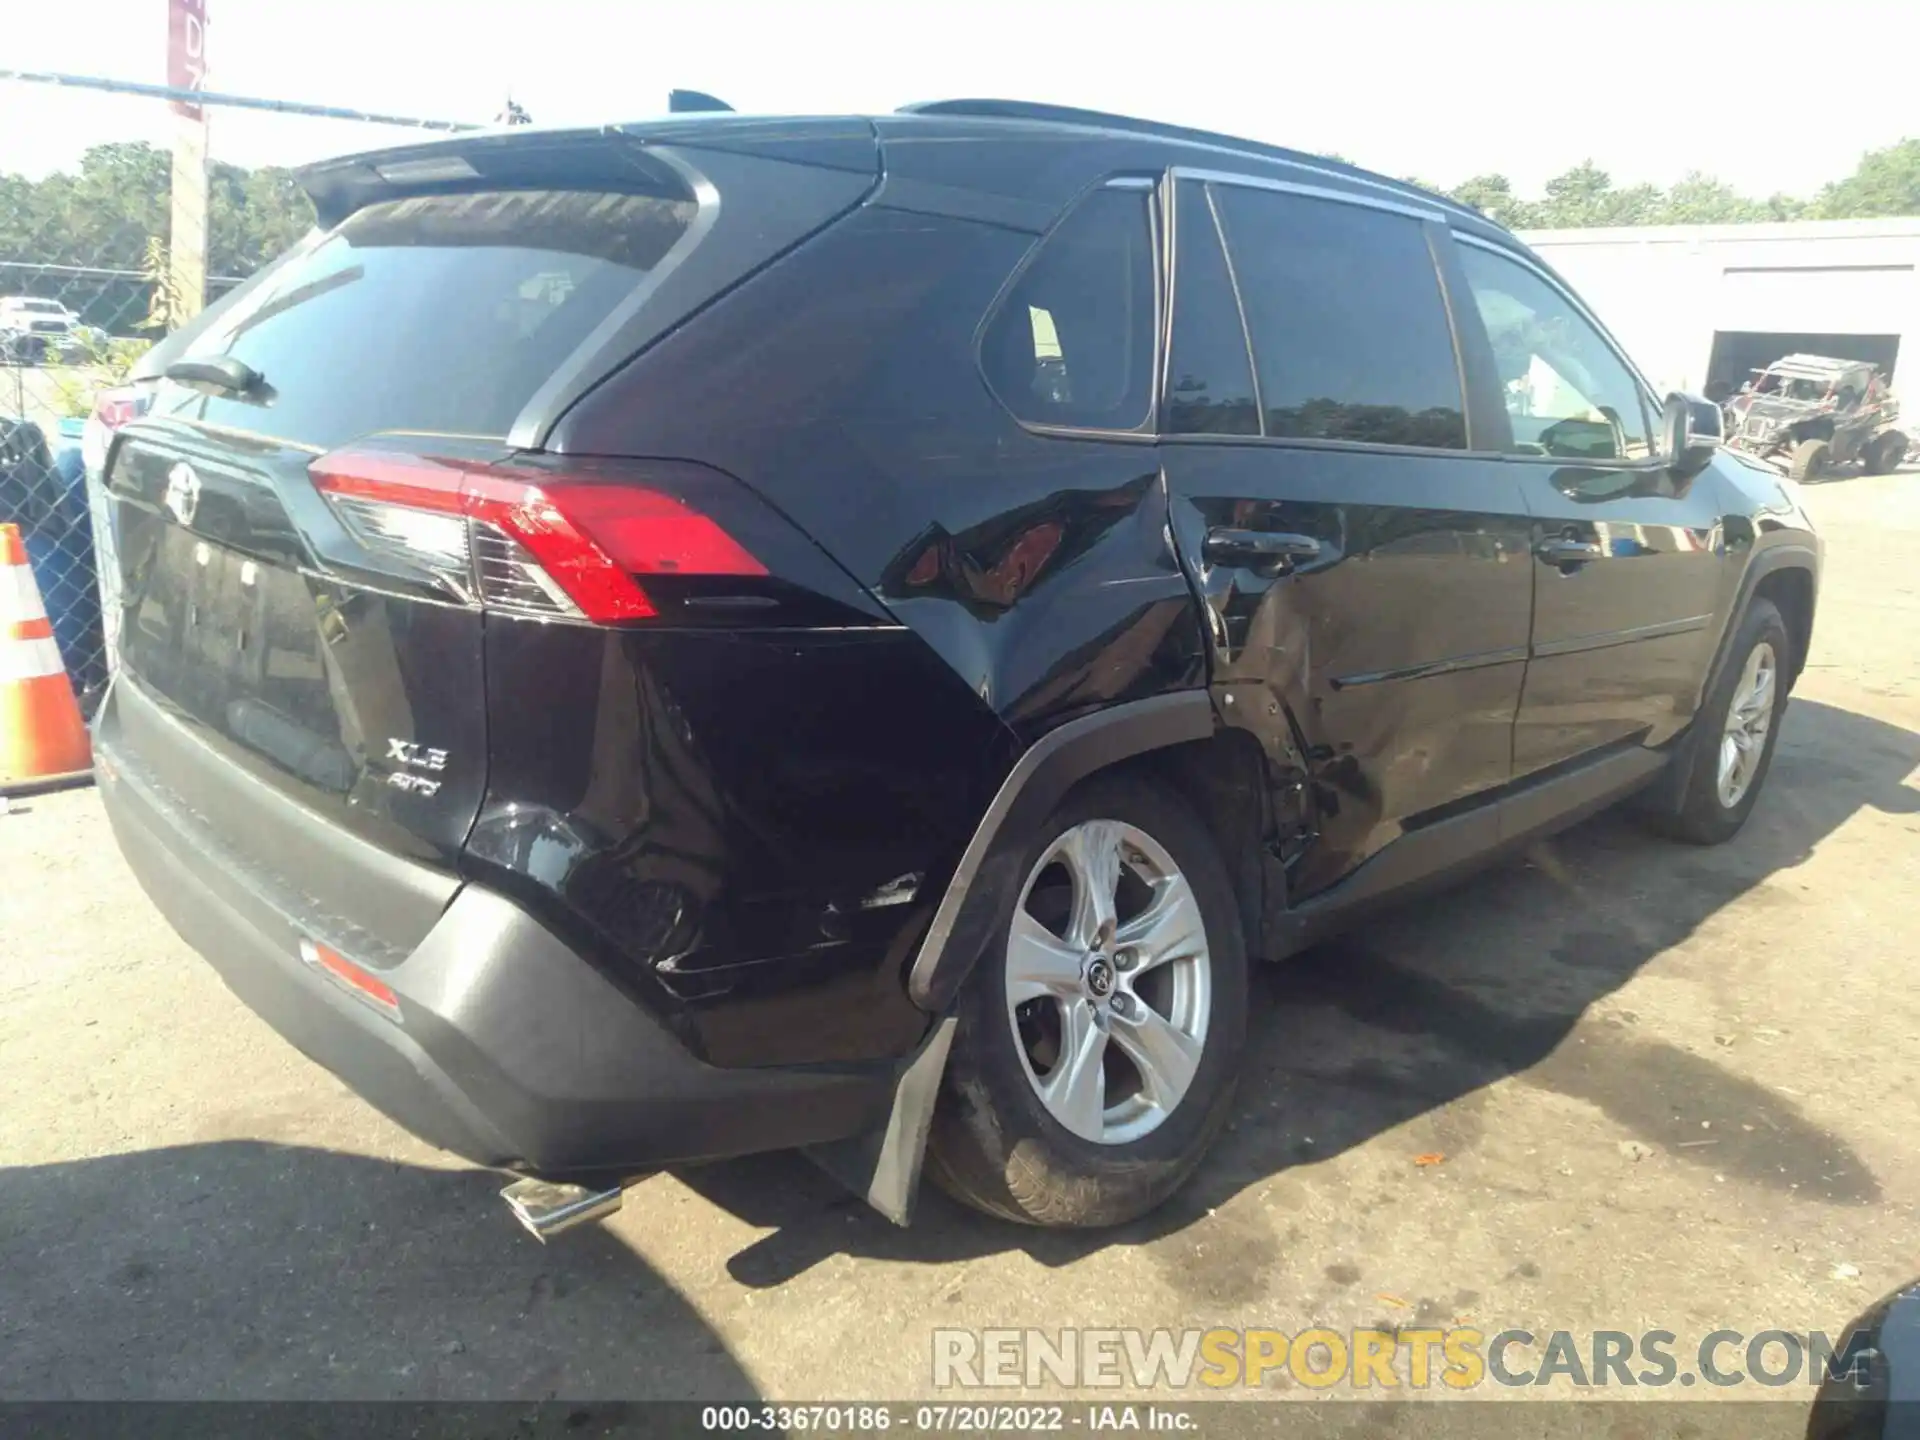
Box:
166 0 209 324
168 105 208 323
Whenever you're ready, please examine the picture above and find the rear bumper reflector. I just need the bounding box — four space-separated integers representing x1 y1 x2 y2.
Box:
299 937 403 1024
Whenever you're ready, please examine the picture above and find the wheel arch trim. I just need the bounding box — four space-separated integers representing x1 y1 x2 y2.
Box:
1720 543 1818 688
904 690 1217 1013
1651 542 1816 812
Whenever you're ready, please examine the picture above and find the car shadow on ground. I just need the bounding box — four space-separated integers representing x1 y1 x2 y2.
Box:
0 1140 756 1405
681 696 1920 1286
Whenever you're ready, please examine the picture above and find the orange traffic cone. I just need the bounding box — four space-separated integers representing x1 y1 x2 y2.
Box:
1 522 92 791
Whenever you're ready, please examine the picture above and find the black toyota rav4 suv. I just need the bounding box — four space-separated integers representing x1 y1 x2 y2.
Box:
95 101 1819 1232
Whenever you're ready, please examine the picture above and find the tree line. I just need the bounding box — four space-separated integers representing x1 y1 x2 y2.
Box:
0 142 316 331
1394 138 1920 228
2 141 314 279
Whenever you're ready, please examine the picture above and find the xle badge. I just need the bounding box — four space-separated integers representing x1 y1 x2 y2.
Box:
386 738 449 796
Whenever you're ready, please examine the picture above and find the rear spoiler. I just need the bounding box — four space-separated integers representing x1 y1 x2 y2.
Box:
296 118 879 228
296 128 694 229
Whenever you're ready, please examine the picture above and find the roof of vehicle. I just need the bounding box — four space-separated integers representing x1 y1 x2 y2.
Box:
891 99 1488 227
1763 354 1876 377
295 101 1505 241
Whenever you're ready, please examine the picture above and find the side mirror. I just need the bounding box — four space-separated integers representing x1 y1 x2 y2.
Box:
1662 391 1721 475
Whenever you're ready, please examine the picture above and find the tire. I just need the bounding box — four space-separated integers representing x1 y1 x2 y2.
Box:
926 773 1248 1228
1788 437 1831 482
1865 431 1908 476
1644 598 1792 845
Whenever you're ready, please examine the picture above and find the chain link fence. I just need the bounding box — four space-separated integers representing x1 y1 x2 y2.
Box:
0 76 462 714
0 266 187 715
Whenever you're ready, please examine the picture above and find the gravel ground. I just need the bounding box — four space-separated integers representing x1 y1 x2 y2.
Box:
2 469 1916 1422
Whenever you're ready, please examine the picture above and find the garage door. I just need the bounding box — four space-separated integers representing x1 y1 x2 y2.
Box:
1716 265 1915 335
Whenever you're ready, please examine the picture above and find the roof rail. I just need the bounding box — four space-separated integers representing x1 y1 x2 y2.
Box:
895 98 1481 225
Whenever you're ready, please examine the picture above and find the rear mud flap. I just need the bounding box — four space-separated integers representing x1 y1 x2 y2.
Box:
803 1015 957 1226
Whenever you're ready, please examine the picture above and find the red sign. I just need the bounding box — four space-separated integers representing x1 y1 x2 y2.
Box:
168 0 208 120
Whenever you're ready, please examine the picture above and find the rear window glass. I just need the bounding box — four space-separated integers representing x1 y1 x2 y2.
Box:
979 188 1156 432
166 189 696 448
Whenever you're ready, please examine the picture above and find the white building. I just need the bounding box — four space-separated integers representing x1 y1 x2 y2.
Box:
1518 217 1920 401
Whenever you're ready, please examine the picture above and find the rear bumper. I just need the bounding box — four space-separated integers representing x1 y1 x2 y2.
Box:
96 683 900 1180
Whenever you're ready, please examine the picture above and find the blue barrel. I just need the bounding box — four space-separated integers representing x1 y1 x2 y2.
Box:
4 418 107 711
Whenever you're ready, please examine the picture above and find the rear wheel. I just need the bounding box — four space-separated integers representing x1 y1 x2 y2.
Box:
1644 598 1791 845
1866 431 1908 475
1788 437 1831 482
927 775 1247 1228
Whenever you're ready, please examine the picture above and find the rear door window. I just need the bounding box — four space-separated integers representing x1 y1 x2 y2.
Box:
1213 185 1467 450
1166 181 1260 436
166 189 696 448
980 187 1157 432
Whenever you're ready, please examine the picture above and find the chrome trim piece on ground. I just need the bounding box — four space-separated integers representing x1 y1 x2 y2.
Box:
500 1177 625 1242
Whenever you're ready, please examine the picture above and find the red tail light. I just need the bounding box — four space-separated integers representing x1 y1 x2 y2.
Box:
82 385 152 478
92 389 146 430
310 449 765 623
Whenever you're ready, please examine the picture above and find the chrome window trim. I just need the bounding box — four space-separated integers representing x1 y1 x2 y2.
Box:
896 100 1485 227
1154 173 1178 421
1199 179 1265 432
1157 431 1508 461
1171 166 1446 224
974 176 1165 440
508 146 718 452
1160 176 1266 439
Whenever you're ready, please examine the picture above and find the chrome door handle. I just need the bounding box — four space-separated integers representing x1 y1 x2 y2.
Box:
1202 528 1322 574
1535 537 1603 566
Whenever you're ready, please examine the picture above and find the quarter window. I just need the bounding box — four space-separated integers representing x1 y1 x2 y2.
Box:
1213 186 1467 450
1455 243 1653 461
980 188 1156 431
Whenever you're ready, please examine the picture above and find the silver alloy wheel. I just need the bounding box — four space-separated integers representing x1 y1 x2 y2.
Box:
1004 818 1212 1146
1717 640 1778 809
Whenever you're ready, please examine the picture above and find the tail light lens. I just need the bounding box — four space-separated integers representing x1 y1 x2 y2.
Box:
311 449 765 623
81 385 152 480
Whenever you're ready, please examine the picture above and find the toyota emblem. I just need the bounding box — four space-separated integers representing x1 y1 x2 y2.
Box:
163 461 202 527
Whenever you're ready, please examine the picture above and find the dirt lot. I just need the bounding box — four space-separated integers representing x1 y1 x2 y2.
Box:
2 471 1916 1418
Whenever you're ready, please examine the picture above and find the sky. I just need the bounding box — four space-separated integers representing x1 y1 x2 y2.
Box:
4 0 1917 197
